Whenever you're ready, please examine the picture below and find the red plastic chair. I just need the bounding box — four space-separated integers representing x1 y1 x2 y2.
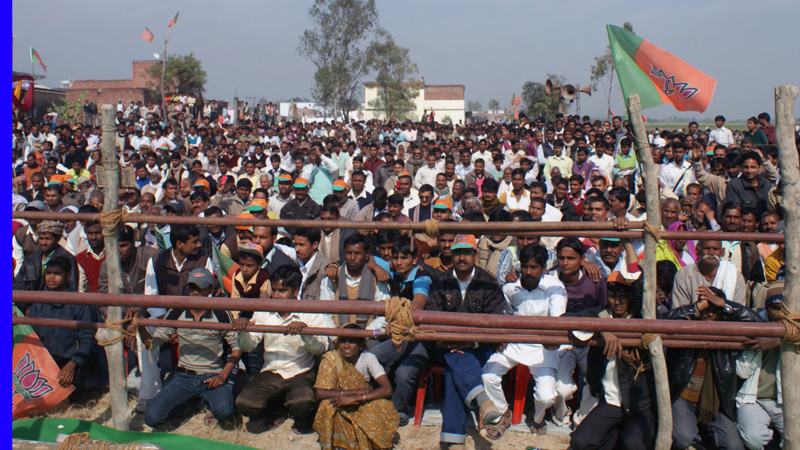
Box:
509 365 531 425
414 364 445 428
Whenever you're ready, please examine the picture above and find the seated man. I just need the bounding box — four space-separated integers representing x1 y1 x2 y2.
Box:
568 272 658 450
142 268 241 428
319 233 390 334
481 244 567 439
663 285 760 450
14 220 79 299
424 234 506 448
672 239 747 308
24 256 97 393
235 265 330 434
735 283 785 450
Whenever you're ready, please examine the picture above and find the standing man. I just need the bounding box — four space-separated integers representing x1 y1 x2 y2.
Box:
279 178 320 236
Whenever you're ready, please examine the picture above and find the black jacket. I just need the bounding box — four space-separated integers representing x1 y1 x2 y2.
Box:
198 225 238 258
567 306 656 414
25 288 97 369
279 197 320 236
425 266 505 315
661 300 762 420
725 175 772 216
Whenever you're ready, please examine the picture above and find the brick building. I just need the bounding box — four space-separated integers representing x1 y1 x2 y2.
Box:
64 60 160 107
363 82 465 124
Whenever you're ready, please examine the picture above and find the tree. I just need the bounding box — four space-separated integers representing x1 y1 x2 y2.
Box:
467 101 482 112
146 53 207 95
49 91 87 125
366 36 419 121
591 22 633 121
488 99 500 112
521 74 569 121
298 0 385 121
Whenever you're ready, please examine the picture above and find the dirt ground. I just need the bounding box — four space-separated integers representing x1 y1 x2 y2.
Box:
47 393 570 450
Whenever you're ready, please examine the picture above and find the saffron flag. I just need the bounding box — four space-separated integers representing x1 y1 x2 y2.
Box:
607 24 716 113
609 108 616 117
141 28 154 42
513 108 519 120
213 246 239 297
168 12 179 27
511 94 521 107
30 48 47 73
13 307 74 418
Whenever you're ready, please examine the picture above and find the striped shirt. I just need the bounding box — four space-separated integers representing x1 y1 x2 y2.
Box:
150 309 239 374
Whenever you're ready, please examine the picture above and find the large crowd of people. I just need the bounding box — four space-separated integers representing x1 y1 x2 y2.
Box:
11 106 800 450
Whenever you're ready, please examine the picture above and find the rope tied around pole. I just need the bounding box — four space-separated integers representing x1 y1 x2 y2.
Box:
424 219 440 239
98 209 129 237
97 317 137 347
775 304 800 350
643 222 661 242
640 332 660 349
58 432 140 450
385 297 435 346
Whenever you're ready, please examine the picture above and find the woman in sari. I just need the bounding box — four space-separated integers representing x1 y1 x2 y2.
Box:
313 323 399 450
656 221 697 270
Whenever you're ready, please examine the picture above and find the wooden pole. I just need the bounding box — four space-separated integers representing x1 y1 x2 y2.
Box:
100 104 131 430
160 38 168 123
774 85 799 450
627 94 672 450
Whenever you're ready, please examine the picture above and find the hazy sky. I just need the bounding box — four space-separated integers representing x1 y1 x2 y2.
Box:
11 0 800 121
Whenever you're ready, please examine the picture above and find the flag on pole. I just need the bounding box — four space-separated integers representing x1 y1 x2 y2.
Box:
168 12 179 27
357 106 364 119
141 28 154 42
511 94 521 107
13 307 74 418
30 48 47 73
606 24 716 113
609 108 616 117
513 108 519 120
213 247 239 297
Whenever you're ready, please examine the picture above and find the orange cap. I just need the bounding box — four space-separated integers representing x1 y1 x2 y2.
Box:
332 180 347 191
451 234 477 250
193 179 210 189
293 177 309 188
433 199 452 210
245 198 268 212
235 212 256 230
607 271 631 287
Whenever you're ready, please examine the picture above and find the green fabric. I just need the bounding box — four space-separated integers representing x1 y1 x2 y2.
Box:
757 349 779 399
13 418 259 450
606 24 664 110
13 306 33 346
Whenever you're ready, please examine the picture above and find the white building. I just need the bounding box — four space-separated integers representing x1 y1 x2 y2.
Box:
363 83 465 124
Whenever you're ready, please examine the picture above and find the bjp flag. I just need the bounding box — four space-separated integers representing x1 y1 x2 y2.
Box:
13 307 74 418
511 94 521 107
213 247 238 297
607 24 716 113
141 27 154 42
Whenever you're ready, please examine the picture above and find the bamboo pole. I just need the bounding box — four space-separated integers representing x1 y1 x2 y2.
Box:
628 94 672 450
99 104 131 431
775 85 799 450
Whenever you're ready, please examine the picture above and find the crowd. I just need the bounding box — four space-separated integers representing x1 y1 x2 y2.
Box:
11 106 800 450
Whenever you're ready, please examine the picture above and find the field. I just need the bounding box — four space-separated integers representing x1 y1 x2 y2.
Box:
44 392 571 450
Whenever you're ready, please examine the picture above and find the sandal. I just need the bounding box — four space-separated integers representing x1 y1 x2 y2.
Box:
530 418 547 435
482 409 511 441
479 400 501 426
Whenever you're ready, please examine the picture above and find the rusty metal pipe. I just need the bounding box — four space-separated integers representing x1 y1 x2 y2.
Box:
11 317 747 350
416 324 750 343
10 211 785 242
13 291 786 338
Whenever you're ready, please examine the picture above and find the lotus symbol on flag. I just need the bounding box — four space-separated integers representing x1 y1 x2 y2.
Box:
13 353 54 402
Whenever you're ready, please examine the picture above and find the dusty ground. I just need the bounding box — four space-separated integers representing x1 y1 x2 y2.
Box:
46 393 570 450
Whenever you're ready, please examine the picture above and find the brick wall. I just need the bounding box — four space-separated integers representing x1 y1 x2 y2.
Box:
423 85 464 101
131 61 158 88
66 88 151 108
